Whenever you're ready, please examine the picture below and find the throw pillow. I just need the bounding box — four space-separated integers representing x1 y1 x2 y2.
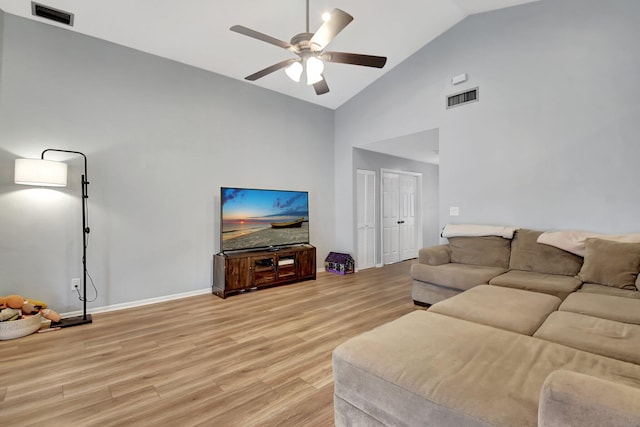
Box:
448 236 511 268
578 238 640 290
510 229 583 276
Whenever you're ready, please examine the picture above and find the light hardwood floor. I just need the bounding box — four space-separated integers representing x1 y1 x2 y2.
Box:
1 260 422 426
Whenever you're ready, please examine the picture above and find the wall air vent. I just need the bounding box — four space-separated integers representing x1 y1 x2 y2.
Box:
446 87 478 109
31 2 74 26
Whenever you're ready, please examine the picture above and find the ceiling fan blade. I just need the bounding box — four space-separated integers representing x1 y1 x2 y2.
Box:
313 77 329 95
322 51 387 68
245 58 298 81
230 25 297 53
309 9 353 51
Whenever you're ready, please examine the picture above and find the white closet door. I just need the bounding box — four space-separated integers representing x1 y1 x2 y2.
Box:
356 169 376 270
382 172 400 264
382 170 422 264
399 174 418 261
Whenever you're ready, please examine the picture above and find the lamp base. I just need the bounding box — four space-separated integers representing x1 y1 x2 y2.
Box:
53 314 93 328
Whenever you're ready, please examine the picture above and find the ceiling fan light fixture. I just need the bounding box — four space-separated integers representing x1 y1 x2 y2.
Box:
285 61 303 82
306 73 323 85
306 56 324 85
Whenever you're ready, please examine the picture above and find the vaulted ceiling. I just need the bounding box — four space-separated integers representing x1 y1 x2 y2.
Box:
0 0 539 110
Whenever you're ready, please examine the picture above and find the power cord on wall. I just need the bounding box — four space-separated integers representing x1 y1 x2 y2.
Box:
72 195 98 303
73 270 98 303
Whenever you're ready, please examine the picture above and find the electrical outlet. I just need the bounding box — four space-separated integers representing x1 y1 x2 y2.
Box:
71 278 81 291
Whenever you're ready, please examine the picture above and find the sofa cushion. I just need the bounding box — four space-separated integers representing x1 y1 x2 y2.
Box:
333 311 640 427
448 236 511 268
509 229 583 276
539 370 640 427
489 270 582 300
577 238 640 290
411 262 506 292
429 285 561 335
578 283 640 299
534 311 640 365
559 292 640 325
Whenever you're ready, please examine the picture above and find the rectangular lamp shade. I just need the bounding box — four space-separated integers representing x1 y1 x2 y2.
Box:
14 158 68 187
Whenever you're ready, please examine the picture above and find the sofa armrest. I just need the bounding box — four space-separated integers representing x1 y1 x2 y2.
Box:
418 245 450 266
539 370 640 427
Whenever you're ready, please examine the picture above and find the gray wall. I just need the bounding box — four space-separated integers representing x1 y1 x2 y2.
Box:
0 13 335 312
335 0 640 255
353 148 439 265
0 11 4 91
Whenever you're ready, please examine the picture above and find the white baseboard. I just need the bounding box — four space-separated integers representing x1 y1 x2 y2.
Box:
61 288 212 317
62 266 327 317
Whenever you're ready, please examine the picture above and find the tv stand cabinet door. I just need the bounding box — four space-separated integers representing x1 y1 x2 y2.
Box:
251 255 277 286
298 246 316 279
213 255 251 298
275 252 297 281
227 257 252 290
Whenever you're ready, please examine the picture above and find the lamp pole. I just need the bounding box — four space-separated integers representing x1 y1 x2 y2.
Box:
41 149 93 327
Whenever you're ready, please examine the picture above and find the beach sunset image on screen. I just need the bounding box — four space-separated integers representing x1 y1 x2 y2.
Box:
221 187 309 252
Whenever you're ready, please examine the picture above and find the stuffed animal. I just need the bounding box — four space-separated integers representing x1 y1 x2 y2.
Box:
0 296 47 309
0 294 58 323
5 294 25 309
41 308 61 323
25 298 47 309
0 308 21 321
21 302 39 315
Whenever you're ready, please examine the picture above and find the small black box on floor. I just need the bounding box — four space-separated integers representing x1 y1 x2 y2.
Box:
325 252 354 275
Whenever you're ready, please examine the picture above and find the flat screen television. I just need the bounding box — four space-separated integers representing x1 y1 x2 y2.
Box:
220 187 310 252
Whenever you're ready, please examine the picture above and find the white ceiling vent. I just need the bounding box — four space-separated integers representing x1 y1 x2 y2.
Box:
31 2 74 26
447 87 478 109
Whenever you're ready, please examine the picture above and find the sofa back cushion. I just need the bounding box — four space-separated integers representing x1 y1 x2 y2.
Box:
509 229 583 276
448 236 511 268
578 238 640 290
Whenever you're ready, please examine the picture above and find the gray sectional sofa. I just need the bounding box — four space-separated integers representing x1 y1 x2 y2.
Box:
333 226 640 426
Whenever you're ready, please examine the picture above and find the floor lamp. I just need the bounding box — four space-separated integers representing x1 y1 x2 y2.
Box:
14 149 93 328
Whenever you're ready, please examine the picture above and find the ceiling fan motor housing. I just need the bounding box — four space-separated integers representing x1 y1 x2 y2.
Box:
290 32 318 53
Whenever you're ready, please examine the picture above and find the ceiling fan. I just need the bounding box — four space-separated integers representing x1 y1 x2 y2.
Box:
230 0 387 95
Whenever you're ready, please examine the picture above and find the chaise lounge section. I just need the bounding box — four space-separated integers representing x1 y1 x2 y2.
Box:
334 225 640 426
333 309 640 427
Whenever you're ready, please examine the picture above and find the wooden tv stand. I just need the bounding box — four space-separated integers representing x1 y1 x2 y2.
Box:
212 245 316 298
